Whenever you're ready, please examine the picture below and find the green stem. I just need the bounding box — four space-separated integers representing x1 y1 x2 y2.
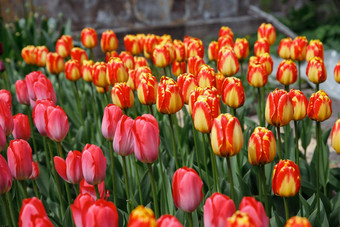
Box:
32 180 39 198
284 125 289 159
20 180 28 198
5 193 16 227
174 115 185 166
55 73 64 108
147 163 159 218
90 84 100 136
109 141 117 204
294 121 300 165
276 127 283 160
90 48 94 61
74 81 84 124
159 156 170 214
207 134 220 192
283 197 290 221
168 114 180 169
43 136 51 170
187 212 193 227
149 105 154 116
316 121 321 222
132 156 143 205
73 184 79 196
122 156 131 213
201 132 212 193
27 108 39 162
260 165 269 217
315 84 319 92
227 156 235 202
57 142 64 159
191 119 204 195
298 61 301 91
95 184 100 200
258 87 263 126
1 194 11 227
231 108 236 117
258 167 263 204
285 85 289 92
261 86 265 126
64 181 72 206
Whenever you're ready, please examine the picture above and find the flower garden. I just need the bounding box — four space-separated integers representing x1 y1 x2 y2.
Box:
1 6 340 227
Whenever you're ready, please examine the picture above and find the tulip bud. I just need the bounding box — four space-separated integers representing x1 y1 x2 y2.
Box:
21 45 36 65
15 79 30 105
247 62 268 87
172 167 203 213
0 155 12 194
82 144 107 185
32 99 56 137
0 89 12 110
221 77 245 108
96 86 109 94
265 89 294 127
203 192 236 227
65 59 82 81
137 72 158 105
254 38 270 57
46 52 65 74
71 47 88 65
307 90 332 122
259 52 273 76
0 101 13 136
7 139 33 180
100 30 118 53
127 205 156 227
208 41 219 61
157 215 183 227
153 44 171 68
278 37 292 59
164 41 176 63
290 36 308 61
54 150 83 184
137 33 145 50
81 27 98 49
177 73 198 104
35 46 49 67
25 72 57 105
334 60 340 83
187 39 204 59
276 60 298 85
92 62 108 87
19 197 53 227
81 60 94 82
234 38 249 60
12 114 31 141
288 89 308 121
285 216 312 227
219 26 234 40
111 83 134 109
134 56 148 68
172 61 186 77
113 115 134 157
272 159 301 197
144 34 159 59
128 66 152 90
56 35 73 58
306 57 327 84
188 87 204 115
248 127 276 166
257 23 276 45
29 161 40 180
71 193 96 226
331 118 340 154
124 34 143 55
105 50 119 62
306 40 324 62
79 179 107 200
218 47 239 76
226 211 255 227
239 196 269 227
106 57 129 85
173 39 185 62
85 199 119 227
197 64 216 88
157 77 184 114
215 73 225 95
119 51 135 70
218 35 234 50
101 104 123 141
45 106 69 142
187 56 205 76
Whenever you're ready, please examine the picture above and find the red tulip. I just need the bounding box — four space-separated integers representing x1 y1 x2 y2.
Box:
0 101 13 136
203 192 236 227
111 83 134 109
56 35 73 58
0 127 5 152
32 99 56 137
65 59 82 81
19 197 53 227
35 46 49 67
82 144 107 185
45 106 69 142
113 115 134 156
278 37 292 59
119 51 135 70
133 114 160 163
54 150 83 184
12 113 31 141
257 23 276 45
81 27 98 49
71 193 96 226
156 77 184 114
215 73 225 96
7 139 33 180
172 61 186 77
29 161 40 180
101 30 118 53
79 179 107 200
71 47 88 65
15 79 30 105
0 155 12 194
172 167 203 213
101 104 123 141
137 72 158 105
124 34 143 55
0 89 11 110
239 196 269 227
127 205 156 227
85 199 119 227
157 215 183 227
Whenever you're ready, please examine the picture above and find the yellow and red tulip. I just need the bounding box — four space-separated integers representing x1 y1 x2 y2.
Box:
143 34 159 59
226 211 255 227
134 56 148 69
208 41 219 62
119 51 135 70
334 60 340 83
35 46 49 67
65 59 81 81
100 30 118 53
81 60 94 82
247 61 268 87
92 62 108 87
259 53 273 76
56 35 73 58
257 23 276 45
127 205 156 227
111 82 134 109
306 57 327 84
71 47 88 65
173 39 186 62
248 127 276 165
217 47 239 76
152 44 171 68
234 38 249 60
331 118 340 154
81 27 98 49
106 57 129 85
285 216 312 227
254 38 270 57
290 36 308 61
197 64 215 89
137 72 158 105
218 35 234 50
221 77 245 109
187 39 204 59
306 39 324 62
278 37 292 59
124 34 143 55
288 89 308 121
156 76 184 114
46 52 65 75
219 26 234 40
21 45 36 65
177 73 198 104
276 60 298 86
307 90 332 122
187 56 205 76
172 61 186 77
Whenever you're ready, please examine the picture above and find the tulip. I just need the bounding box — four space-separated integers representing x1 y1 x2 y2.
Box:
257 23 276 45
144 34 159 59
172 61 186 77
177 73 198 104
82 144 107 185
0 89 12 110
306 40 324 62
277 60 298 87
334 60 340 83
248 127 276 166
0 127 5 152
288 89 308 121
156 215 183 227
46 52 65 75
19 197 53 227
85 199 119 227
156 76 184 114
215 73 225 95
331 118 340 154
218 47 239 76
71 47 89 65
32 99 56 137
173 39 185 62
187 56 204 76
152 44 171 68
306 57 327 85
164 42 176 63
100 30 118 53
29 161 40 180
56 35 73 58
71 193 96 226
254 38 270 57
203 192 236 227
285 216 312 227
7 139 33 180
111 83 134 109
101 104 123 141
133 114 160 163
81 27 98 49
187 39 204 59
234 38 249 60
0 155 12 194
137 33 145 50
15 79 30 105
172 167 203 213
208 41 219 61
12 114 31 141
35 46 49 67
221 77 245 109
225 211 256 227
217 35 233 50
131 66 152 90
54 150 83 184
79 179 107 200
65 59 82 81
106 57 129 85
137 72 158 105
0 101 13 136
124 34 143 55
21 45 36 65
105 50 119 62
92 62 108 87
119 51 135 70
113 115 134 156
278 37 292 59
127 205 156 227
219 26 234 39
196 64 215 88
25 72 57 105
45 106 69 142
290 36 308 61
81 60 94 82
259 52 273 76
307 90 332 122
239 196 269 227
188 87 204 115
134 56 148 68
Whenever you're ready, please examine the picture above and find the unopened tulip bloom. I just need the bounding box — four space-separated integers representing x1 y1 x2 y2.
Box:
215 73 225 95
254 38 270 57
219 26 234 39
35 46 49 67
46 52 64 74
272 159 301 197
153 44 171 68
285 216 312 227
65 59 82 81
54 150 83 184
92 62 108 87
56 35 73 58
306 40 324 62
307 90 332 122
288 89 308 121
197 64 215 88
129 66 152 90
21 45 36 65
113 115 134 156
203 192 236 227
278 37 292 59
82 144 107 185
187 56 205 76
81 60 94 82
334 60 340 83
221 77 245 108
234 38 249 60
248 127 276 166
29 161 40 180
100 30 118 53
239 196 269 227
157 215 183 227
173 39 185 62
156 77 184 114
136 33 145 50
15 79 30 105
25 72 57 105
79 179 107 200
137 72 158 105
172 167 203 213
276 60 298 85
306 57 327 84
257 23 276 45
218 47 239 76
119 51 135 70
164 42 176 63
265 89 294 127
226 211 256 227
124 34 143 55
19 197 53 227
247 62 268 87
208 41 219 61
218 35 233 50
177 73 198 104
105 50 119 62
71 193 96 226
127 205 156 227
85 199 119 227
331 119 340 154
134 56 148 68
0 155 12 194
45 106 69 142
111 83 134 109
187 39 204 59
259 53 273 76
12 114 31 141
32 99 55 137
7 139 32 180
291 36 308 61
172 61 186 76
144 34 159 59
188 87 204 115
0 101 13 136
0 89 12 110
71 47 88 65
81 27 98 49
133 114 160 163
106 57 129 85
101 104 123 141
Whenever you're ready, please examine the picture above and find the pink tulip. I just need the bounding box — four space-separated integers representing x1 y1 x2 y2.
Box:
133 114 160 163
157 215 183 227
54 150 83 184
0 155 12 194
15 79 30 105
7 139 33 180
79 179 107 200
0 89 12 110
12 113 31 141
0 101 13 136
25 71 44 100
29 161 40 180
101 104 123 141
32 99 55 137
19 197 53 227
71 193 96 227
82 144 107 185
45 106 69 142
85 199 119 227
113 115 134 156
239 196 269 227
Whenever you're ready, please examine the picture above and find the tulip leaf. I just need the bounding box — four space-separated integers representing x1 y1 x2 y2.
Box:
299 193 310 216
300 118 312 151
36 164 50 197
270 210 284 227
63 206 73 226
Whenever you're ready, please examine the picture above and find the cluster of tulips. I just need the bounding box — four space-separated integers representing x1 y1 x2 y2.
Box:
1 20 340 227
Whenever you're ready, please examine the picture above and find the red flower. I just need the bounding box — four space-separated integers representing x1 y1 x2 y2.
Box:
32 99 56 137
29 161 40 180
239 196 269 227
45 106 69 142
54 150 83 184
0 101 13 136
71 47 88 65
157 215 183 227
113 115 134 156
101 104 123 141
79 179 107 200
82 144 107 185
19 197 53 227
15 79 30 105
100 30 118 53
0 155 12 194
12 114 31 141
